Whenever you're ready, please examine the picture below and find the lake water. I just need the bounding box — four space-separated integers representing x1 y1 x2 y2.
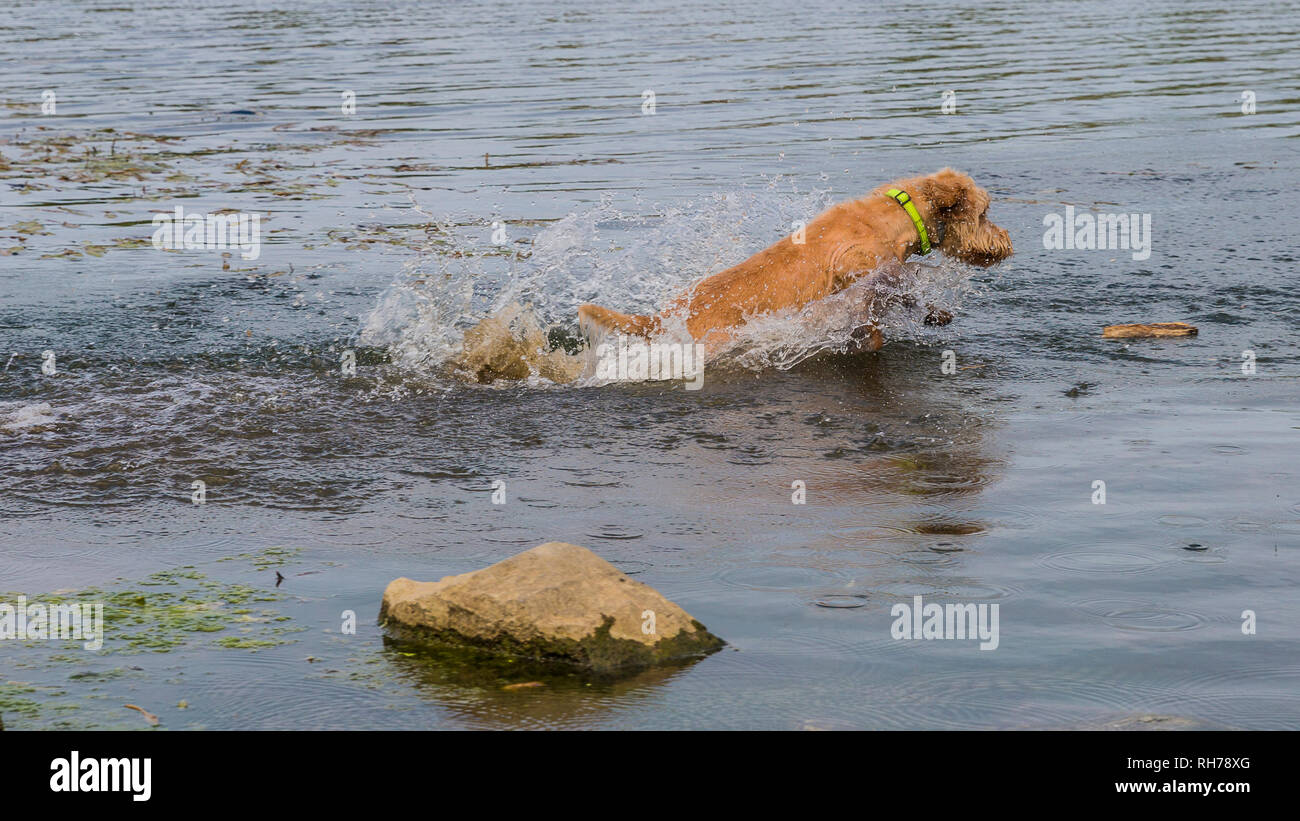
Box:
1 0 1298 729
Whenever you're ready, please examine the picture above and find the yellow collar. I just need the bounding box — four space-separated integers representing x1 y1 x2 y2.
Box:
884 188 931 255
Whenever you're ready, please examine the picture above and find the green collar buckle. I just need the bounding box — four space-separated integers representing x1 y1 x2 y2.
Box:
885 187 931 255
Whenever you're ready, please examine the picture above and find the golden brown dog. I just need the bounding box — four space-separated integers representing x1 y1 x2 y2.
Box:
578 168 1012 354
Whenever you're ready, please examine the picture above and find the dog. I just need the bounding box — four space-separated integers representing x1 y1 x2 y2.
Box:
577 168 1012 355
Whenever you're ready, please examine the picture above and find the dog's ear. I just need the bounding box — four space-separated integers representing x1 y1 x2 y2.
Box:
921 168 987 220
923 169 1011 266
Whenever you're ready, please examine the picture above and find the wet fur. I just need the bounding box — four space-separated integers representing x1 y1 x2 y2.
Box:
578 168 1012 354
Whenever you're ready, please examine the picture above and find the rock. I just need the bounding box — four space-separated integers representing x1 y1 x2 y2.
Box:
1097 714 1222 731
1102 322 1197 338
379 542 724 672
1036 713 1230 731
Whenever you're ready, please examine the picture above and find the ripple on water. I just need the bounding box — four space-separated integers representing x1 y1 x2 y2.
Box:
1166 539 1227 563
724 625 886 674
911 521 985 536
927 541 966 553
609 559 652 576
655 515 728 538
1039 549 1168 575
1176 663 1300 694
824 525 917 547
906 474 995 495
182 660 380 730
937 581 1021 601
1148 665 1300 730
1070 598 1207 633
795 716 869 730
726 448 774 466
295 513 424 547
1227 518 1269 534
897 549 964 568
558 475 623 488
477 527 540 546
980 500 1056 533
811 594 870 608
1157 514 1210 528
717 564 851 593
864 670 1167 730
0 496 52 517
550 465 624 488
865 581 944 599
9 488 151 511
584 526 645 541
518 497 560 509
407 467 481 481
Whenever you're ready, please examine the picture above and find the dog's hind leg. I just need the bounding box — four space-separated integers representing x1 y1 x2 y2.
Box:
577 304 662 347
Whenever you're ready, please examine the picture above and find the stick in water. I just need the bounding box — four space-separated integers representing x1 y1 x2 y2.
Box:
1102 322 1198 338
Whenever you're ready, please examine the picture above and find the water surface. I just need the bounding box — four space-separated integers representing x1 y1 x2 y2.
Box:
1 0 1298 729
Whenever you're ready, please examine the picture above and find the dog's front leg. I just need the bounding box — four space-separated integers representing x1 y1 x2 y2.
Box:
846 288 887 352
873 284 953 327
850 323 885 352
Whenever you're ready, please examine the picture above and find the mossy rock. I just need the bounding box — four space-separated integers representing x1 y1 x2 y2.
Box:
379 542 724 674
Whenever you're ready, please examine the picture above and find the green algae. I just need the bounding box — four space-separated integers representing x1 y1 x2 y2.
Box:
379 612 725 675
218 545 300 571
215 636 289 650
0 682 42 718
80 578 281 652
0 546 316 728
2 563 289 656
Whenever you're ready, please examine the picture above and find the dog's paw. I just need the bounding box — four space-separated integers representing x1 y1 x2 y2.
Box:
851 324 885 352
924 307 954 326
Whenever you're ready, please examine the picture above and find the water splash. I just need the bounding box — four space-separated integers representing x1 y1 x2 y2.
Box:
360 187 984 386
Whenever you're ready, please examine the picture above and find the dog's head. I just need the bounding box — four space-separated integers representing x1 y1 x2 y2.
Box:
919 168 1012 266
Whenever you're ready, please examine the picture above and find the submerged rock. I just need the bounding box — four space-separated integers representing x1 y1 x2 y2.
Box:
379 542 724 672
1097 714 1223 731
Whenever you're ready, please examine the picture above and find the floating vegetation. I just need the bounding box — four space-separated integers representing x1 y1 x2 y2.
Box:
0 544 323 728
0 122 483 263
218 545 301 571
215 636 289 650
0 681 44 719
1 565 295 655
6 219 48 235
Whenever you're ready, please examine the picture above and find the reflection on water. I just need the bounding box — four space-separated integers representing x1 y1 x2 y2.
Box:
381 638 701 730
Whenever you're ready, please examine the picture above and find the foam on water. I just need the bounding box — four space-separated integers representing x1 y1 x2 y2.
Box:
360 187 984 387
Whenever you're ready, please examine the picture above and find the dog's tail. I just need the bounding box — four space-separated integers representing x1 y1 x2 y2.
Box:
577 303 661 347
